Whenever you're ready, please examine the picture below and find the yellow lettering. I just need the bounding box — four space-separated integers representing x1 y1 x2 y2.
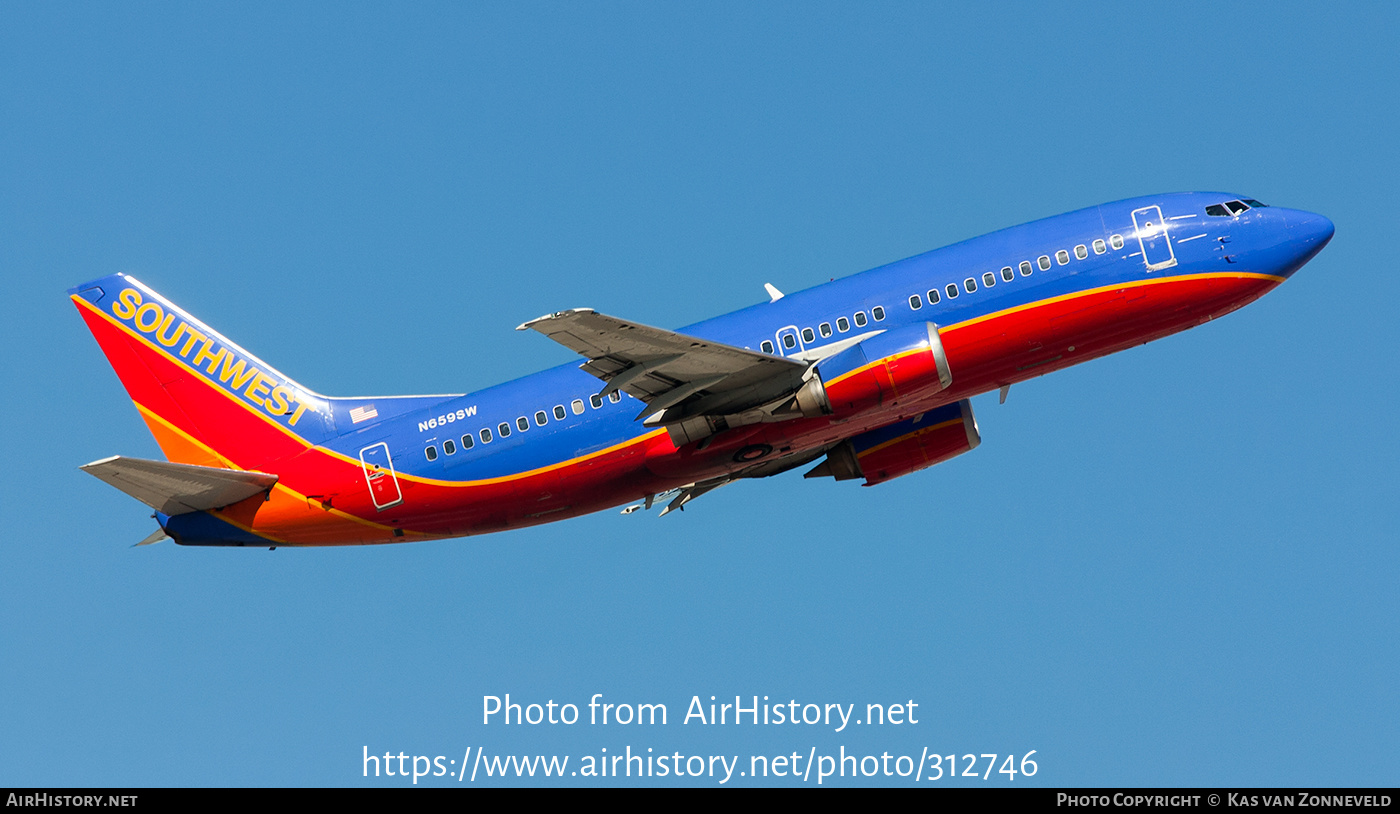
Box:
266 385 291 416
134 302 164 333
288 400 309 427
217 354 258 391
177 327 207 358
112 288 141 320
192 341 227 374
244 372 273 406
155 315 187 348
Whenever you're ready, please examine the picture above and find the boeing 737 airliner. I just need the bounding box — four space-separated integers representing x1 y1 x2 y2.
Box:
70 192 1333 547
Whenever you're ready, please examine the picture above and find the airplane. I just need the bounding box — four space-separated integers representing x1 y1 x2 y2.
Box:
69 192 1334 548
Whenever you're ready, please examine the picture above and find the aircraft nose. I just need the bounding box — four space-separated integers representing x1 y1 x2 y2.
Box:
1271 208 1334 275
1285 209 1335 251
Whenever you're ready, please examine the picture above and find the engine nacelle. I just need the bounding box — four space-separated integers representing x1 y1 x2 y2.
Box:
813 322 952 416
806 399 980 486
664 322 952 448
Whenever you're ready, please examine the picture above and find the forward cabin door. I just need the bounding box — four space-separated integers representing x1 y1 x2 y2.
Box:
359 442 404 511
1131 205 1178 271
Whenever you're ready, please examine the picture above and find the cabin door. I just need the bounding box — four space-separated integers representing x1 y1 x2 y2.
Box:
1131 205 1178 272
775 326 804 357
359 442 404 511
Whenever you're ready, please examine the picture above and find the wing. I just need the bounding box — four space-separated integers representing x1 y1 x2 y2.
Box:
656 477 731 516
517 309 810 422
80 456 278 515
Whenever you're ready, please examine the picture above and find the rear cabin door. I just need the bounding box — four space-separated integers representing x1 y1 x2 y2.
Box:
1131 205 1178 272
359 442 404 511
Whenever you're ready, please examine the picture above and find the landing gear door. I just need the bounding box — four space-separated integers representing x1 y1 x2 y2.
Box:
359 442 403 511
1131 205 1178 272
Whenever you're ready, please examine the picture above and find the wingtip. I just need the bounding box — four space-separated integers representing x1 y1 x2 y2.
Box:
517 308 597 332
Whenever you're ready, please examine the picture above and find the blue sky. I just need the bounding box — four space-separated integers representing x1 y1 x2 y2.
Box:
2 2 1396 786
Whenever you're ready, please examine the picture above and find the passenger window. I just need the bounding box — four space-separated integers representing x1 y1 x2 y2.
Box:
1075 244 1088 260
553 405 566 420
854 311 868 327
909 294 922 310
589 394 603 409
801 327 814 343
761 340 774 354
461 433 474 450
872 306 886 321
945 283 959 299
963 278 977 293
926 288 940 304
1093 239 1107 254
819 322 832 337
608 391 621 403
1001 266 1014 282
444 439 456 455
480 428 493 444
535 410 547 426
517 416 529 432
425 445 438 461
571 399 584 415
982 271 996 288
1020 260 1033 276
1038 255 1052 271
782 333 797 349
498 422 511 438
1056 250 1069 265
1110 235 1124 250
836 316 849 332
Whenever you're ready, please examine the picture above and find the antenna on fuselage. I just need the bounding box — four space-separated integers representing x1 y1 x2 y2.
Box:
764 283 784 303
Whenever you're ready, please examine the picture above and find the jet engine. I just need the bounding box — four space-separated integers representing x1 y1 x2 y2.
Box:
812 322 952 416
805 399 980 486
664 322 953 447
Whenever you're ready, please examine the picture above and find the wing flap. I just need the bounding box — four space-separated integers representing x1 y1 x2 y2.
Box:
80 456 278 515
518 309 807 419
657 477 731 516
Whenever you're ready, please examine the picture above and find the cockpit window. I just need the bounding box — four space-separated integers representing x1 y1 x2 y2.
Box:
1206 200 1251 217
1242 199 1268 208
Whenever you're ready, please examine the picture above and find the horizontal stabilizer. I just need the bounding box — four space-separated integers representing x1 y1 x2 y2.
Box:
134 528 170 547
80 456 277 516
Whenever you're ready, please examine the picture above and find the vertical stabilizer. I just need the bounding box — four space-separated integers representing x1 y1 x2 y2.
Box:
69 274 336 471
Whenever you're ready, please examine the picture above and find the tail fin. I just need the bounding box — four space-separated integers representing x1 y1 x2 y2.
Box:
69 274 338 470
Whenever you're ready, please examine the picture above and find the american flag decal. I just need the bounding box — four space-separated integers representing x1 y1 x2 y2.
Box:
349 405 379 424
